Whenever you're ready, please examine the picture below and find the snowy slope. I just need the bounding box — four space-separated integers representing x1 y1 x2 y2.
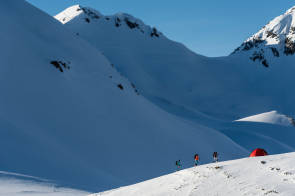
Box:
55 5 295 121
93 152 295 196
2 1 294 193
236 111 295 127
55 4 295 157
0 0 249 192
0 172 87 196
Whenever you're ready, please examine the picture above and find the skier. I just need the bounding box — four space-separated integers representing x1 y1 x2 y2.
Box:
213 152 218 162
194 154 199 166
176 160 182 170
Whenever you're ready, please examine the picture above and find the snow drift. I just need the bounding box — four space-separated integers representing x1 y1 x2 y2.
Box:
236 111 295 127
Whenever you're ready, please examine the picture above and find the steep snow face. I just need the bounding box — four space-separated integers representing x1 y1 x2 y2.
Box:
232 6 295 67
92 152 295 196
236 111 295 127
0 0 248 192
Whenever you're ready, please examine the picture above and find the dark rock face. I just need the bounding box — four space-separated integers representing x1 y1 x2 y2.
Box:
50 61 70 72
131 83 139 95
290 27 295 34
151 27 160 37
284 37 295 55
249 50 269 68
77 7 100 20
266 31 278 39
72 6 161 39
117 84 124 90
232 38 265 54
115 17 121 27
242 39 264 51
262 60 269 68
124 18 139 29
250 51 264 62
232 33 295 67
76 6 101 24
271 47 280 57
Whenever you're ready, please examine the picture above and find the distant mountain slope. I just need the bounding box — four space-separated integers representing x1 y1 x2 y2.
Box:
92 152 295 196
54 5 295 171
0 0 248 192
55 5 295 121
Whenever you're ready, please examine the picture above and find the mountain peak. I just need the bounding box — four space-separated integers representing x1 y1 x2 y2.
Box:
55 5 163 38
55 5 103 24
286 6 295 14
232 5 295 67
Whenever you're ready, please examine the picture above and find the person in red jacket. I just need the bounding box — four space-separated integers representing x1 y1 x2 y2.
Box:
194 154 199 166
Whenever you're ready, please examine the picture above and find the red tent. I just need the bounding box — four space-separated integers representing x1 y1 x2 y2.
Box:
250 148 268 157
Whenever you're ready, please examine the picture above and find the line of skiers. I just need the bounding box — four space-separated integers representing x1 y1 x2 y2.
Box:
176 152 218 170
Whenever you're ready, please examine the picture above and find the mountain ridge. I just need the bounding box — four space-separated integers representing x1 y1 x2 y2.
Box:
55 5 163 39
55 4 295 120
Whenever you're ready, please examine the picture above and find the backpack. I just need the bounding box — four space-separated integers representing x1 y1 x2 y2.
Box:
213 152 218 157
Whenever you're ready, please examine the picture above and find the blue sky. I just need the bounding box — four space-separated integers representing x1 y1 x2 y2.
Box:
27 0 295 57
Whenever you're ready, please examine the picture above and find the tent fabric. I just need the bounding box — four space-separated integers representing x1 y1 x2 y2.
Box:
250 148 268 157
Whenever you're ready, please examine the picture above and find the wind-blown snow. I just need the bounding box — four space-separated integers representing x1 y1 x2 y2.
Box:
236 111 295 127
92 152 295 196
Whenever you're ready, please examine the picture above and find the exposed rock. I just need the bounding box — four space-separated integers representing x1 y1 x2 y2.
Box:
151 27 160 37
50 60 71 72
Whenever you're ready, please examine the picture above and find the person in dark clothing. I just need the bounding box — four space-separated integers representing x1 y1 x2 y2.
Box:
176 160 182 170
213 152 218 162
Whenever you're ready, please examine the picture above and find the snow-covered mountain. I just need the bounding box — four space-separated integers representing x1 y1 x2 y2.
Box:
232 6 295 67
1 0 295 194
0 0 250 192
55 4 295 155
55 5 162 39
55 5 295 121
93 152 295 196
